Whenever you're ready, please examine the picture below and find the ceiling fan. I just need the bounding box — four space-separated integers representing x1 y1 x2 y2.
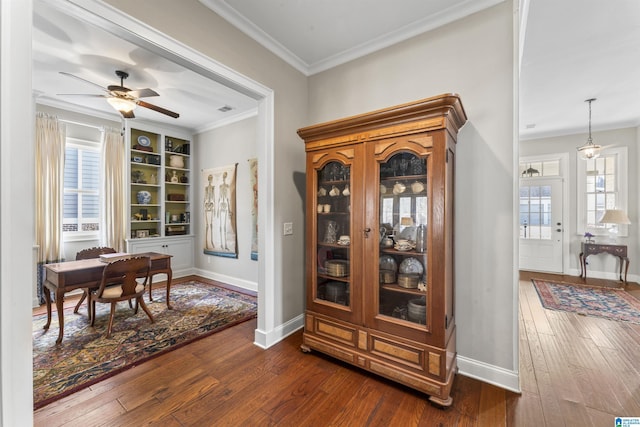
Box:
58 70 179 119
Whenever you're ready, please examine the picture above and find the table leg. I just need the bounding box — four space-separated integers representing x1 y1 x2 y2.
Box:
43 284 52 330
579 253 586 278
148 275 154 302
166 269 173 310
624 257 630 282
55 288 65 344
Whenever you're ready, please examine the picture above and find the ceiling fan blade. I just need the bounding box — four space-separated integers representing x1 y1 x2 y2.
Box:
128 88 159 98
59 71 109 93
137 100 179 118
56 93 107 98
121 110 135 119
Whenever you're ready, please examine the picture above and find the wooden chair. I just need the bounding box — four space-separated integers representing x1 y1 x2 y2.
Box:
89 256 155 338
74 246 117 316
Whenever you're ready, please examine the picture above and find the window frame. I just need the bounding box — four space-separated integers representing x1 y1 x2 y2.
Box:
576 146 628 237
63 137 102 242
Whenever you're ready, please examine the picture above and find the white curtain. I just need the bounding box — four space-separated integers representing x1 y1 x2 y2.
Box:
35 113 66 303
101 127 126 252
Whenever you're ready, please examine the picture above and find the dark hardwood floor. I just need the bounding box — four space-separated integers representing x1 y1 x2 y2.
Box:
34 274 640 426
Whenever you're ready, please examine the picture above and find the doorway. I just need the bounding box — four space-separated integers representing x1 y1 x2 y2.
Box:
519 177 563 273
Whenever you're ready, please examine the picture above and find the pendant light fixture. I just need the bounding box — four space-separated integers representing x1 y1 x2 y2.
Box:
576 98 601 160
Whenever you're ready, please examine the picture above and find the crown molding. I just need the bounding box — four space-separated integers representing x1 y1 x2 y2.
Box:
199 0 310 75
200 0 504 76
195 107 258 135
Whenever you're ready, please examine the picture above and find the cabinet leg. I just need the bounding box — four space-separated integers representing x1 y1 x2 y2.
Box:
428 394 453 408
300 344 312 353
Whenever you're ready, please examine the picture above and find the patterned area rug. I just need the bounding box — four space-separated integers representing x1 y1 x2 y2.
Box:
32 281 257 409
532 279 640 324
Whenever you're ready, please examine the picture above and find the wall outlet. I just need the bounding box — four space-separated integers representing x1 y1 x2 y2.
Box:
283 222 293 236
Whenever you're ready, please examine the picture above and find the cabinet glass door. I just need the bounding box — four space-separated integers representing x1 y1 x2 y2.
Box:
378 152 428 326
315 161 352 308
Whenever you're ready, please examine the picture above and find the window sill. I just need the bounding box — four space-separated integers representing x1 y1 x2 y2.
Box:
63 233 100 243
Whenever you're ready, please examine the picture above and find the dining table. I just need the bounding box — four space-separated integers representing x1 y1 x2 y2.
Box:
42 252 172 344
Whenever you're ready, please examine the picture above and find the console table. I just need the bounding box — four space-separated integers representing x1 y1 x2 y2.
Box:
579 242 629 282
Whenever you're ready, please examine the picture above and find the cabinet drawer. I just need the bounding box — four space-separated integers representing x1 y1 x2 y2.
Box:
306 313 357 348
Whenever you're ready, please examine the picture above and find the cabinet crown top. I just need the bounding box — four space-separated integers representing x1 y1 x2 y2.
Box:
297 93 467 143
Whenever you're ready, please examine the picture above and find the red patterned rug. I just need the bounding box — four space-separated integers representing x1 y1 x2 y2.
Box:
32 281 257 409
532 279 640 324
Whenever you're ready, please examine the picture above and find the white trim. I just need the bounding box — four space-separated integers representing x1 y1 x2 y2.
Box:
193 268 258 293
37 96 123 123
2 0 36 424
254 315 304 350
199 0 506 76
457 355 521 393
519 152 570 275
512 0 522 397
198 0 309 75
195 107 259 135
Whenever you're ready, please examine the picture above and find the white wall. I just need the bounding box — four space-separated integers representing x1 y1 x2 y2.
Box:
520 126 639 280
193 116 259 290
308 1 519 390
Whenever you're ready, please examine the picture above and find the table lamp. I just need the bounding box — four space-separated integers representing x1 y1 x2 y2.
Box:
598 209 631 242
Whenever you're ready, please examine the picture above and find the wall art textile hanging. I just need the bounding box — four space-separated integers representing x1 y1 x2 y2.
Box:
249 158 258 260
202 164 238 258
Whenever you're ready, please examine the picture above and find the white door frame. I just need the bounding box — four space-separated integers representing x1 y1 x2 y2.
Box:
519 177 563 272
519 153 570 274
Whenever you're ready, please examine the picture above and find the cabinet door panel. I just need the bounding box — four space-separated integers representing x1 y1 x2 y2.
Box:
306 145 364 324
365 137 433 341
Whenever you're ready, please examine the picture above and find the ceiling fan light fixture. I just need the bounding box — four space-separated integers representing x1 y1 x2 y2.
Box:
577 98 601 160
107 97 137 113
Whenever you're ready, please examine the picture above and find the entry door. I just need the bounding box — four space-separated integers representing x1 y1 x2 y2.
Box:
519 178 563 273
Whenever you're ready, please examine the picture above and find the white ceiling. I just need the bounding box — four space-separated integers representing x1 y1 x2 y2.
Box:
33 0 640 139
519 0 640 140
33 1 259 132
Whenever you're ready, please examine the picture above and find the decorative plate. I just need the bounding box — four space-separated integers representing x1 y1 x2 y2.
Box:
399 257 424 275
137 135 151 146
379 255 397 272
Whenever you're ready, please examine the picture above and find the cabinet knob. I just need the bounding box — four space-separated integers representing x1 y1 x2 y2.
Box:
364 228 371 238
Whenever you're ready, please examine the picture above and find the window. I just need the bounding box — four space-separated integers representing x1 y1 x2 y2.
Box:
519 185 552 239
63 137 101 239
577 147 628 236
519 159 560 177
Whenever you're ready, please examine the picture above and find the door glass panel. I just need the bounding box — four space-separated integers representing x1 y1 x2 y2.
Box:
316 161 351 306
519 185 552 240
378 152 428 326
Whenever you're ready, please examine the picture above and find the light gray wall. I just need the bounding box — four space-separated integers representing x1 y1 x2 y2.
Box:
308 1 518 386
520 126 639 279
193 117 259 286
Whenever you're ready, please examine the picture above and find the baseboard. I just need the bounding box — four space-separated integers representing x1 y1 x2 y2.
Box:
253 313 304 349
457 355 521 393
192 268 258 293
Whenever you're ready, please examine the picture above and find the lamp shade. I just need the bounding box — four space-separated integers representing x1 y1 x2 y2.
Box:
598 209 631 225
577 142 601 160
107 97 137 113
400 217 414 226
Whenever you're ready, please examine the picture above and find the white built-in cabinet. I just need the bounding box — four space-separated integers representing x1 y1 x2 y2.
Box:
125 122 194 273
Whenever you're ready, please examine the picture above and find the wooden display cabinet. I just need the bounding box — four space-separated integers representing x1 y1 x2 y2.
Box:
298 94 467 406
